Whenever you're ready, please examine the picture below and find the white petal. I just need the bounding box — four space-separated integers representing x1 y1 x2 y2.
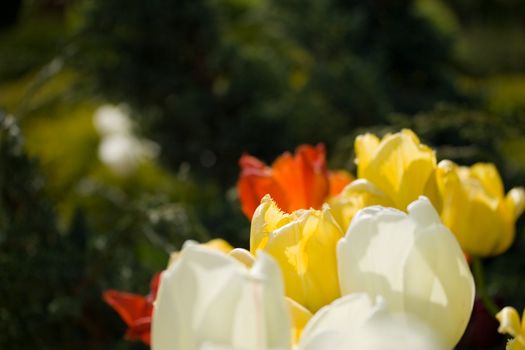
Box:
337 197 475 348
297 293 444 350
233 251 291 349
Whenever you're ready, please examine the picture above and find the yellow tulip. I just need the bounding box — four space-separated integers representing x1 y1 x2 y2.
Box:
497 306 525 350
250 195 343 312
328 179 394 232
355 129 436 210
429 160 525 256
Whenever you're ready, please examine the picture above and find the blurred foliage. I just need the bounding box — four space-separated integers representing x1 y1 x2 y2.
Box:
71 0 462 184
0 0 525 349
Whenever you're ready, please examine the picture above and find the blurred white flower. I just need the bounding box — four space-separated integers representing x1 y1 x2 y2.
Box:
93 104 133 136
98 134 159 175
93 104 159 175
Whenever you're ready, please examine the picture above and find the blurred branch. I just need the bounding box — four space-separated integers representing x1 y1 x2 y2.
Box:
15 57 64 118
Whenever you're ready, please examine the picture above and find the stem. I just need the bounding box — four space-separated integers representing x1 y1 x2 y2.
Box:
472 257 499 316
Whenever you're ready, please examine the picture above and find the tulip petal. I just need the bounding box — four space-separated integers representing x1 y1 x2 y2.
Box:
328 170 353 197
337 196 474 348
250 195 293 252
355 133 380 177
507 338 525 350
238 144 333 219
238 154 287 220
507 187 525 219
228 248 255 267
470 163 505 198
496 307 525 350
297 293 444 350
497 307 523 338
328 179 394 231
356 129 436 210
261 205 343 312
287 298 312 344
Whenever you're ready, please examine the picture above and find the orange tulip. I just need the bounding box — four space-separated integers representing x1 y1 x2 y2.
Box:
238 144 353 219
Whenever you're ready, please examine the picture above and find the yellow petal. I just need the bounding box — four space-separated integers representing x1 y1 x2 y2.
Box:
229 248 255 268
470 163 505 198
204 238 234 253
252 198 343 312
355 133 380 178
423 169 443 212
497 307 523 338
507 187 525 219
522 308 525 336
168 239 234 267
287 298 312 344
356 129 436 210
507 338 525 350
250 194 293 251
328 179 394 232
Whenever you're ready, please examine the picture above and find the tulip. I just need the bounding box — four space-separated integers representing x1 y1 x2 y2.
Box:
153 244 292 350
237 144 352 219
429 160 525 256
152 244 444 350
337 196 475 349
355 129 436 210
250 195 343 312
496 306 525 350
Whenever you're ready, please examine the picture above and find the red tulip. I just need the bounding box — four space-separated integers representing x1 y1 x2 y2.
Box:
237 144 353 219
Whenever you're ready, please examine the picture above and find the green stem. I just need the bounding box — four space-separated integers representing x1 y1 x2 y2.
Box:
472 257 499 316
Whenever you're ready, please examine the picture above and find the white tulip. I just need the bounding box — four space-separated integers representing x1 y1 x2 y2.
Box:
337 196 475 349
152 243 291 350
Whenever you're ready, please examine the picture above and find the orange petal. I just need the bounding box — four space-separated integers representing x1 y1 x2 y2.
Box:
237 145 331 218
328 170 354 196
126 315 152 344
238 154 287 219
103 290 149 328
272 151 305 211
296 144 329 210
104 272 161 345
272 144 329 212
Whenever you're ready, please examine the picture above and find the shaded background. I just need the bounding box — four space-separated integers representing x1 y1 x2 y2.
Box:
1 0 525 348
